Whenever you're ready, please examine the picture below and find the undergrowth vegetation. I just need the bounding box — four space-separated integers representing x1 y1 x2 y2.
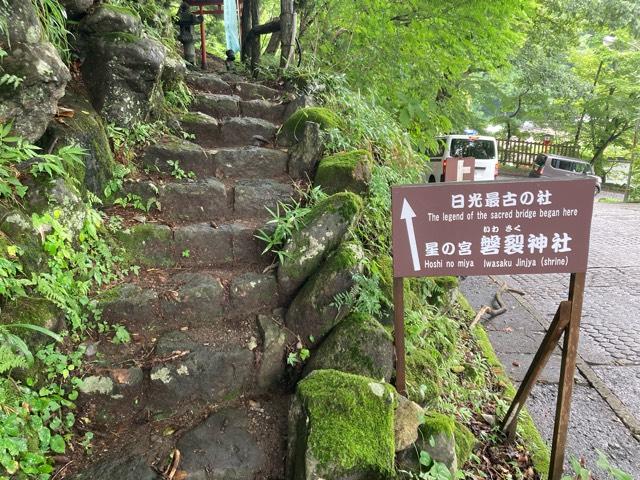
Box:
0 2 196 476
0 121 139 476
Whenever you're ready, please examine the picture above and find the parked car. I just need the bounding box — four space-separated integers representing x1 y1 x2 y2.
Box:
427 134 499 182
529 153 602 194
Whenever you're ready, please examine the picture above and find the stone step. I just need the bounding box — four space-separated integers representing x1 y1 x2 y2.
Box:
115 220 273 268
179 112 278 148
148 330 256 408
100 271 282 332
124 177 293 222
186 71 281 101
176 406 285 479
142 138 289 179
192 92 286 123
233 81 281 101
186 71 233 95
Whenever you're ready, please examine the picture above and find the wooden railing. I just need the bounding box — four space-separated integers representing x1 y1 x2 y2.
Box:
497 139 580 166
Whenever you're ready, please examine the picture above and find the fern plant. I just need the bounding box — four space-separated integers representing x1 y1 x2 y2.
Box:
30 144 85 186
0 323 62 374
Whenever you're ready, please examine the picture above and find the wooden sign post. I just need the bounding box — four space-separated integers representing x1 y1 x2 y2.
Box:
391 178 595 480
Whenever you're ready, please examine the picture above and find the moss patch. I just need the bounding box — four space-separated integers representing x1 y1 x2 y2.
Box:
296 369 396 478
306 191 364 225
279 192 363 294
315 150 373 195
453 420 475 466
421 411 454 440
116 223 175 268
281 107 340 143
0 297 63 346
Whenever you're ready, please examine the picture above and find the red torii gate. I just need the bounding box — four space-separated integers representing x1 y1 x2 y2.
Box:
185 0 243 69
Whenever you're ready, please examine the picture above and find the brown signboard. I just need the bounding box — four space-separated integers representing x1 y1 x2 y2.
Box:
444 157 475 182
391 178 595 277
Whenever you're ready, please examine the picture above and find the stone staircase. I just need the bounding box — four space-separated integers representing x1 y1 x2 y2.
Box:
74 71 301 479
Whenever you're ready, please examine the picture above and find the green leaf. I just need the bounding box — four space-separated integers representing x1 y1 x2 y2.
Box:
49 434 65 454
38 427 51 448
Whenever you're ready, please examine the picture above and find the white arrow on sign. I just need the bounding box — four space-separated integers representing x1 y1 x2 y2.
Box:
400 198 421 272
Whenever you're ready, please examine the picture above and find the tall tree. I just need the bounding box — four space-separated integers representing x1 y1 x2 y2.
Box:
298 0 535 148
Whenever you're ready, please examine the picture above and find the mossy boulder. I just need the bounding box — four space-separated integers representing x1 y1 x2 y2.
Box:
162 53 188 92
280 107 340 145
397 411 476 475
0 210 46 273
315 150 373 195
288 121 325 180
21 177 87 237
0 297 64 347
303 313 394 381
278 192 363 296
79 4 142 36
0 0 70 142
286 242 364 344
44 90 117 196
79 20 165 126
287 369 396 480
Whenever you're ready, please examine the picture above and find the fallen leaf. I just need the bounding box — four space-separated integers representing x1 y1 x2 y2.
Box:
56 106 75 118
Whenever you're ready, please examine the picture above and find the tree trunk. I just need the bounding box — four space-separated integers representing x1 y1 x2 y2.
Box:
280 0 296 68
574 60 603 147
240 0 252 62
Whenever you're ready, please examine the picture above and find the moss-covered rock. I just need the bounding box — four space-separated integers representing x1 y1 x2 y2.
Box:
116 223 175 268
44 90 117 196
0 297 64 347
0 210 47 273
286 241 364 344
287 369 396 480
453 420 475 467
396 411 476 475
22 177 87 237
0 0 70 142
288 121 325 180
397 411 457 474
79 4 142 36
278 192 363 296
315 150 373 195
280 107 340 145
161 53 187 92
79 29 165 126
303 313 394 381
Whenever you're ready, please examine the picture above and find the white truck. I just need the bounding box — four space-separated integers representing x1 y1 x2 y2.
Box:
427 134 499 183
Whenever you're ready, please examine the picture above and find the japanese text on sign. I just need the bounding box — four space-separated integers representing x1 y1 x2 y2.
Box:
391 178 595 277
